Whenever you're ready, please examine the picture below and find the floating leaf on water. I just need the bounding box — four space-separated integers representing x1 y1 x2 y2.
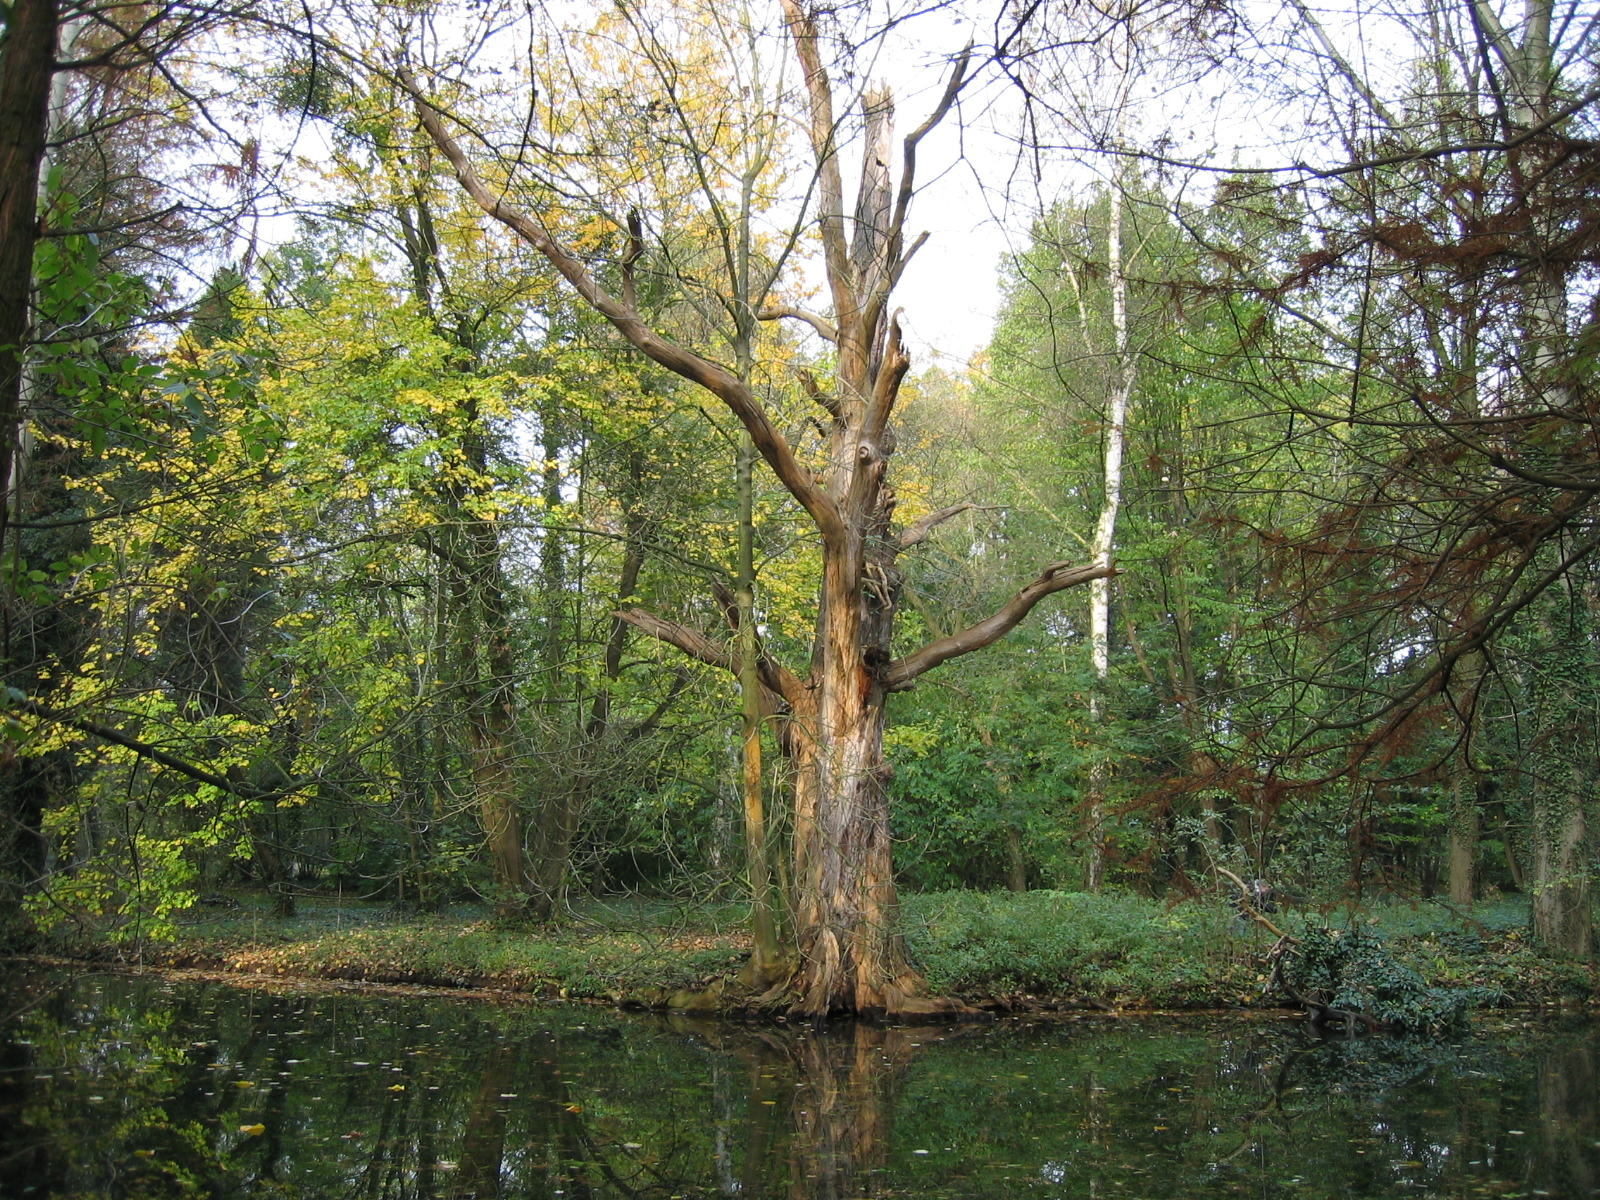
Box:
239 1124 266 1137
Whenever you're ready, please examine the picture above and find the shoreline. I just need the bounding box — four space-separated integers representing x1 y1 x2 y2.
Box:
6 889 1593 1018
0 952 1344 1022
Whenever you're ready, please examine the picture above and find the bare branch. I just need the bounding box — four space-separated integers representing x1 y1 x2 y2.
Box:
400 70 846 548
709 582 809 706
614 609 733 673
18 699 308 804
885 562 1114 689
777 0 853 322
756 303 837 343
898 502 1000 550
794 366 842 421
888 44 972 268
616 608 804 711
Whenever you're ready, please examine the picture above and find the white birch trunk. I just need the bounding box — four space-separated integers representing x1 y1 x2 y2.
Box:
1085 181 1136 891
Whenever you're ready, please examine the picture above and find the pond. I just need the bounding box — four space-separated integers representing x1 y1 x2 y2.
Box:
1 968 1595 1198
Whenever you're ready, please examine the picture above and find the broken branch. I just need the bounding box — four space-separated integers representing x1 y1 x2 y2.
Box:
898 502 998 550
885 561 1113 688
757 303 838 343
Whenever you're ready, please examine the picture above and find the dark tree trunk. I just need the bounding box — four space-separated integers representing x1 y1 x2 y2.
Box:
445 508 527 917
0 0 57 935
0 0 56 517
526 396 572 921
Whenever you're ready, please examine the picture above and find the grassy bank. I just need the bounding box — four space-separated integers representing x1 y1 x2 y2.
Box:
22 890 1596 1012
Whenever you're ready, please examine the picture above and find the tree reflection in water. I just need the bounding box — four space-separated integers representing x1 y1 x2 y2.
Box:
1535 1025 1597 1199
2 970 1599 1199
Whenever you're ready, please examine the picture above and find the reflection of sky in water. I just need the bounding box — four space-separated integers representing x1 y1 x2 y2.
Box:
2 970 1597 1199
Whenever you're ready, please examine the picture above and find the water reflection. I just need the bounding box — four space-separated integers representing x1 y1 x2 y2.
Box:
2 969 1597 1199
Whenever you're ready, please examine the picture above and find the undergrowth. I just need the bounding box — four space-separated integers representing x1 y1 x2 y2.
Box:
23 888 1595 1010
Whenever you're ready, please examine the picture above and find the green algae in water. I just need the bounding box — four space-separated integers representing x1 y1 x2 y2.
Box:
1 969 1596 1198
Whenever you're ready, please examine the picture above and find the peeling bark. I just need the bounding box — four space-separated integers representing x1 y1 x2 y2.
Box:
404 17 1105 1013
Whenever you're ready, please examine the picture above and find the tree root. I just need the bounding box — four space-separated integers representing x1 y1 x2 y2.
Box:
619 962 984 1020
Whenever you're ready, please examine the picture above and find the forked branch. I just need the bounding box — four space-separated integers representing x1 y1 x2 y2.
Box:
615 607 805 707
898 502 995 550
885 561 1114 689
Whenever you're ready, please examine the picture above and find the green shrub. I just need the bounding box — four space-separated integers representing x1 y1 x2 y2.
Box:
901 890 1250 1002
1279 923 1482 1033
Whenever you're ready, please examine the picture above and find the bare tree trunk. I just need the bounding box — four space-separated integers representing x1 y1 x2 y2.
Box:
446 511 527 918
787 674 912 1013
526 400 572 920
1447 652 1483 906
405 13 1109 1012
1447 772 1480 907
1530 583 1594 957
1085 180 1136 892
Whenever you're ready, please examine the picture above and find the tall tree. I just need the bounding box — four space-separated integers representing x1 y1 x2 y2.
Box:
404 0 1109 1013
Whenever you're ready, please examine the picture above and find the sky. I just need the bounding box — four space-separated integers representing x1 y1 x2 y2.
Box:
884 101 1030 369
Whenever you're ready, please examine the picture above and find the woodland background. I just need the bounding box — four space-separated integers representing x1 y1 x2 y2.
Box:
1 0 1597 968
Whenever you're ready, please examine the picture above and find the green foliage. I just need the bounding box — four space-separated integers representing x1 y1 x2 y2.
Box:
1280 923 1482 1034
901 890 1252 1003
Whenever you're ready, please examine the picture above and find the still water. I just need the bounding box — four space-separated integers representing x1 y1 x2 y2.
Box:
1 969 1596 1199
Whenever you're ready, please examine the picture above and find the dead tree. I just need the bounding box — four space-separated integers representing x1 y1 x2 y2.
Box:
402 7 1110 1014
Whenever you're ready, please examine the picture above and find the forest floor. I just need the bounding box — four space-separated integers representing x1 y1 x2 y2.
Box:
25 889 1597 1014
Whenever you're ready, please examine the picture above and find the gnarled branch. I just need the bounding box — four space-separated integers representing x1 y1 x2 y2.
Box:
885 561 1114 689
898 503 997 551
615 607 804 709
757 304 837 343
793 366 841 421
615 609 733 672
